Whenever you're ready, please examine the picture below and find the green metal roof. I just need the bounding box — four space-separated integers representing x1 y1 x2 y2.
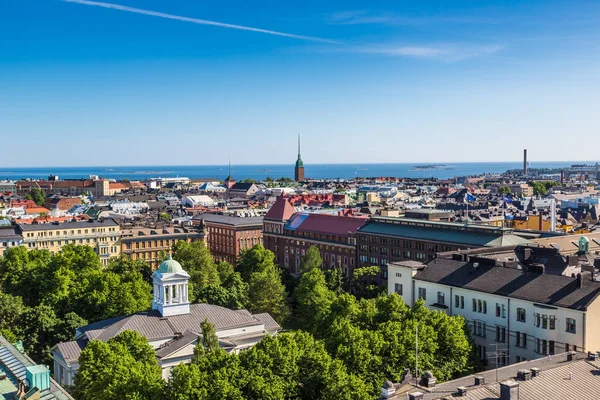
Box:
359 220 530 247
156 254 184 274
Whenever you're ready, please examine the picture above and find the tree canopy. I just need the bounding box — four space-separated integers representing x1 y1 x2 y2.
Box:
0 245 152 365
74 330 164 400
25 187 46 206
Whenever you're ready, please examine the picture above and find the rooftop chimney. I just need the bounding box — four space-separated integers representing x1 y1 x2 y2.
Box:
500 380 519 400
409 393 424 400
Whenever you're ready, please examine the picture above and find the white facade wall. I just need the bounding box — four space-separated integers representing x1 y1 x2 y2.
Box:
387 270 589 368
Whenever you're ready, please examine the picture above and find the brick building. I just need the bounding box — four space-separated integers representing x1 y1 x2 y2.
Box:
263 196 366 276
356 217 530 281
196 214 264 264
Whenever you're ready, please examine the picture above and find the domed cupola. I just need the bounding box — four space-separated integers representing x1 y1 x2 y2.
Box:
152 254 191 317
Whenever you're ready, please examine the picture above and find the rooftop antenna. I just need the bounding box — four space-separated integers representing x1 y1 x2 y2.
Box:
487 343 509 383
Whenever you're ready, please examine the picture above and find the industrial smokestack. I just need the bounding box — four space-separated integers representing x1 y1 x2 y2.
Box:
523 149 528 176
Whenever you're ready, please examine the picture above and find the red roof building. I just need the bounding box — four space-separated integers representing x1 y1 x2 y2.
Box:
263 203 366 276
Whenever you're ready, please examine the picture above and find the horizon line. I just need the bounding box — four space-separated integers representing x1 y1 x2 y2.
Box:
0 160 596 170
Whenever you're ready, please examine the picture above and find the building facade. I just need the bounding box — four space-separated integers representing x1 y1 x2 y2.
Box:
263 203 366 276
0 225 23 257
120 226 205 269
196 214 263 264
387 242 600 368
17 219 121 265
356 217 530 281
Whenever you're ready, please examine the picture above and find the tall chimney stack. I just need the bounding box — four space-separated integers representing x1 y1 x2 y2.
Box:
523 149 528 176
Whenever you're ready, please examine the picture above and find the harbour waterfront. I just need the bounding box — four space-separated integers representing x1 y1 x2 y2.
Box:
0 161 592 181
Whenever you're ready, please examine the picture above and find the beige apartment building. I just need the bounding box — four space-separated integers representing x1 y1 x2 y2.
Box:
17 219 121 265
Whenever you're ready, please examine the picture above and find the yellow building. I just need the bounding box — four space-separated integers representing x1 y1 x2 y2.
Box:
120 226 205 269
17 219 121 265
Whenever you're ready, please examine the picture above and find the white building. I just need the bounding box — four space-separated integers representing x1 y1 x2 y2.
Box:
182 195 215 208
388 241 600 369
51 255 280 384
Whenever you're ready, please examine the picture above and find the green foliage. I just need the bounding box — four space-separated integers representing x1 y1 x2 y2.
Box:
527 180 559 196
159 212 172 222
0 245 151 365
201 319 220 352
26 187 46 206
107 255 153 284
74 330 164 400
294 269 336 330
195 273 249 310
242 178 256 184
171 241 221 301
299 246 322 274
498 185 511 195
348 266 385 299
168 331 372 400
216 261 234 282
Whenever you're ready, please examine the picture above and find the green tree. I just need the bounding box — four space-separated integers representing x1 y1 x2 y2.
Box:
299 246 322 274
26 187 46 206
159 212 172 222
171 241 220 301
242 178 256 184
248 264 290 323
528 181 547 196
498 185 511 195
74 330 164 400
107 255 153 284
201 319 220 353
348 266 385 299
216 261 234 282
294 268 336 331
0 292 26 338
237 244 276 281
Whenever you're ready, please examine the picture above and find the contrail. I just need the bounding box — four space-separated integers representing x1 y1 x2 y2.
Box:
64 0 342 45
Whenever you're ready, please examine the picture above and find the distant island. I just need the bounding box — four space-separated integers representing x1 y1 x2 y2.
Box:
411 164 449 171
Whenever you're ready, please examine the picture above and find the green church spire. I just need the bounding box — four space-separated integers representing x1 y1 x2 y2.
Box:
295 134 303 168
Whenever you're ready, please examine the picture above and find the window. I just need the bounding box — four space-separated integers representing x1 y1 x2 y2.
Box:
566 318 576 334
517 308 526 322
496 326 506 342
565 343 570 352
496 303 501 317
473 299 477 312
394 284 403 295
535 313 541 327
549 340 555 355
478 300 482 313
549 316 556 330
460 296 464 309
473 322 486 338
483 301 487 314
542 315 548 329
455 295 460 308
437 292 445 305
418 287 427 301
502 304 506 318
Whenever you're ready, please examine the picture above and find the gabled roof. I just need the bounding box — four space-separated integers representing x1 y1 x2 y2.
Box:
264 196 295 221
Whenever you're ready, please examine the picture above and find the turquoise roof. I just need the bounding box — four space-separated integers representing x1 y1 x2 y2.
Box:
295 157 304 168
359 221 530 247
156 254 184 274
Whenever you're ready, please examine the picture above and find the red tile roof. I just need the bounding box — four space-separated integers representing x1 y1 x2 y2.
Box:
291 213 366 237
264 196 295 221
109 182 128 190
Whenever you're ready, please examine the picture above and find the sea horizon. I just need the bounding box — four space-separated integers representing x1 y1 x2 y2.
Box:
1 161 597 182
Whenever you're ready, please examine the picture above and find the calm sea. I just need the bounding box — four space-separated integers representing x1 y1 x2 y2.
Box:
0 162 591 181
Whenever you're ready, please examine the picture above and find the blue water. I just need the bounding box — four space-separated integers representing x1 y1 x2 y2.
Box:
0 162 593 181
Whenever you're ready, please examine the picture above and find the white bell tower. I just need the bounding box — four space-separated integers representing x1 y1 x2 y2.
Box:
152 254 191 317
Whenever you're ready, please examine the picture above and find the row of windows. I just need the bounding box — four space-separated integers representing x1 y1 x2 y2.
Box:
25 227 117 237
360 237 456 253
287 230 350 244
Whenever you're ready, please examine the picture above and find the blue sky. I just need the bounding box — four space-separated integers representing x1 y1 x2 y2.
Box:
1 0 599 167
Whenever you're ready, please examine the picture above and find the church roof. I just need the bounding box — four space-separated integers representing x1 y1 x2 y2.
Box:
53 304 280 364
264 196 296 221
